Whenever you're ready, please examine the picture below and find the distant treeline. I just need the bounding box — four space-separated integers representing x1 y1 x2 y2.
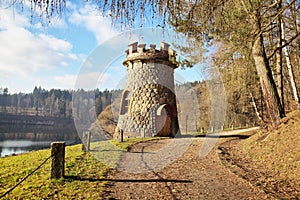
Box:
1 77 264 134
0 86 121 118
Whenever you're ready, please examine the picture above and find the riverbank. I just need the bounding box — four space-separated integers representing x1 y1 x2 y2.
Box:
0 113 75 127
0 113 79 156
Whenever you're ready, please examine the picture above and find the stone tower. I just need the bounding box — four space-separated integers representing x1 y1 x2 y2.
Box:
115 42 180 138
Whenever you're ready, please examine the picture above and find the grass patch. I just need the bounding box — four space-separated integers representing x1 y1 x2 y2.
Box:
90 137 166 168
0 137 162 199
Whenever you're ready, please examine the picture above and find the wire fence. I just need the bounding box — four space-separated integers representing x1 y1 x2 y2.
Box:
0 150 58 198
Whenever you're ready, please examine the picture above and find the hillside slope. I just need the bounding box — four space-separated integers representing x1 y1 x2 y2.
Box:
242 110 300 183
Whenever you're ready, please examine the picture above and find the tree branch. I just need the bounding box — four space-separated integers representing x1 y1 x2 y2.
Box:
268 31 300 60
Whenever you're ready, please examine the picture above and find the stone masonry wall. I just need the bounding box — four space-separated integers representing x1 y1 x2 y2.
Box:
125 62 175 92
116 42 179 138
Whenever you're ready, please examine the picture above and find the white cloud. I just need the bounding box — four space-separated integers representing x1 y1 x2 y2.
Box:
53 74 77 89
69 4 118 44
0 3 120 93
34 17 67 30
54 72 106 91
39 33 72 52
0 8 29 29
0 8 81 93
73 71 111 90
53 70 122 92
0 9 77 74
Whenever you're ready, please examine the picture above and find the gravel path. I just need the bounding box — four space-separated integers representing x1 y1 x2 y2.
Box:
103 128 273 199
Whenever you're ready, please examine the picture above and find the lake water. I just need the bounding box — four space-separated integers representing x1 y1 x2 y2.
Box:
0 124 80 157
0 139 79 157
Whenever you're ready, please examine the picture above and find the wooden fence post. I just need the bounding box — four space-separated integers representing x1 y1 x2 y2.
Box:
51 142 65 179
185 115 188 134
82 131 91 151
118 129 124 142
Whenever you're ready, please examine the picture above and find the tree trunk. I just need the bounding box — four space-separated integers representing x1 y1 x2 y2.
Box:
250 92 262 121
281 20 300 109
252 30 285 125
276 0 284 111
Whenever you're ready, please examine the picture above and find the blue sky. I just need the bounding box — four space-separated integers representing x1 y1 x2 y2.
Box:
0 1 207 94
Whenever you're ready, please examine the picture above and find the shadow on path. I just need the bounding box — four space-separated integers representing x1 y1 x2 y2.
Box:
64 175 192 183
195 134 250 139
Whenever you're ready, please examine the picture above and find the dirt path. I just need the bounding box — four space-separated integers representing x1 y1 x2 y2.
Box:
103 128 273 199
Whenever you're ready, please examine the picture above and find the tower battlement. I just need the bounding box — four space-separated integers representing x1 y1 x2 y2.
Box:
123 42 178 68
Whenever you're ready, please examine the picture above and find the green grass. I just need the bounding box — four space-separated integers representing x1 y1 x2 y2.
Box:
0 137 161 199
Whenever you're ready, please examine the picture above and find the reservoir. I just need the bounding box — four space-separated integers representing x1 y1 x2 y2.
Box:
0 118 80 157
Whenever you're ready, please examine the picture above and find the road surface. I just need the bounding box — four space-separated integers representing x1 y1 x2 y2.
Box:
103 128 273 199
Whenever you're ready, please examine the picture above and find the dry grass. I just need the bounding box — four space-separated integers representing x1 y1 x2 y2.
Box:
242 110 300 182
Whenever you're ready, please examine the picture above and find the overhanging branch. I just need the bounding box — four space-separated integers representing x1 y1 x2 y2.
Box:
267 32 300 60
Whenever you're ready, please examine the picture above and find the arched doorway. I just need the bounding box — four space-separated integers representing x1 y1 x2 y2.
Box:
156 104 172 137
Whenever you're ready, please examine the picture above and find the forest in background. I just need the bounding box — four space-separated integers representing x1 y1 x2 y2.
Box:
0 87 116 119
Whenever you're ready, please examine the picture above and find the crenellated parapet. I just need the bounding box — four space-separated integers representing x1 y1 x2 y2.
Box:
123 42 179 68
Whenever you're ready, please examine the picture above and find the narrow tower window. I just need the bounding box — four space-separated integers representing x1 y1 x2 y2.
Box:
121 91 130 115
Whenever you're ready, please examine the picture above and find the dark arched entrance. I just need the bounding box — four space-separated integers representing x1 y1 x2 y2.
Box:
156 104 178 137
